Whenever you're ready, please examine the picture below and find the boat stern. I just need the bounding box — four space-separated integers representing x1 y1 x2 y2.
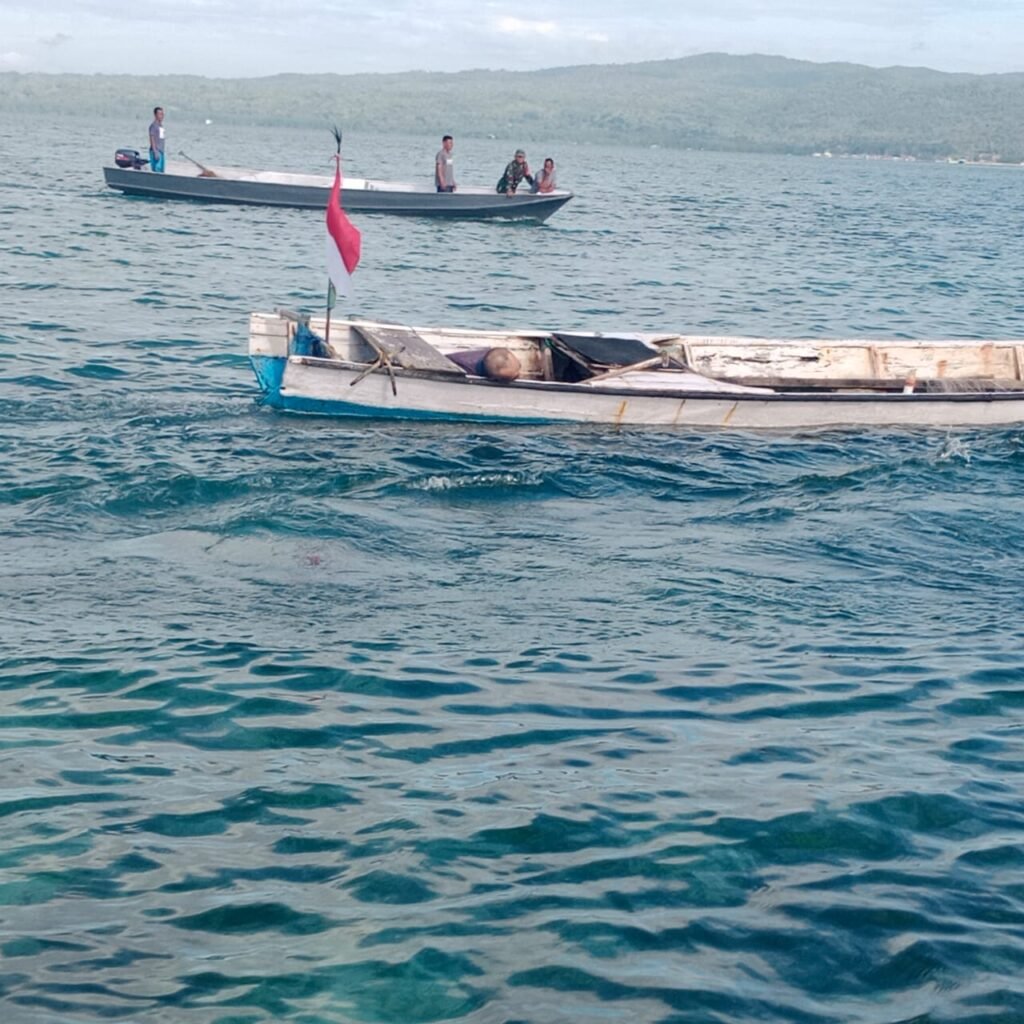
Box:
249 353 287 405
248 312 295 405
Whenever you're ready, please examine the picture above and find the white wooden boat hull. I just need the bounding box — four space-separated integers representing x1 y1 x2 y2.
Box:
249 313 1024 429
251 355 1024 428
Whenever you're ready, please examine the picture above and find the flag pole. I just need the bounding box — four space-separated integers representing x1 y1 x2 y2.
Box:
325 277 336 347
325 126 343 347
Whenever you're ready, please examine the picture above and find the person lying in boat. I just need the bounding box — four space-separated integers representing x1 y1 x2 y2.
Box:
446 347 521 380
531 158 557 193
496 150 534 195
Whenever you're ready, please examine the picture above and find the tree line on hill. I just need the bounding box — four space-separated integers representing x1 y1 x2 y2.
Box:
4 53 1024 162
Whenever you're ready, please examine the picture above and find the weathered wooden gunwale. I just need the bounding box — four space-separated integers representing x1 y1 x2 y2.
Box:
250 313 1024 385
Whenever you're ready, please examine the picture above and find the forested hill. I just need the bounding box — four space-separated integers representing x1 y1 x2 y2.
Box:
5 53 1024 161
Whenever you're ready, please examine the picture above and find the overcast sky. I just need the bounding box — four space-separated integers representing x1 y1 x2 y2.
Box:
1 1 1023 77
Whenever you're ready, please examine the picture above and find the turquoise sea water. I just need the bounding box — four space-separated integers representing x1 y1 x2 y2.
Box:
2 113 1024 1023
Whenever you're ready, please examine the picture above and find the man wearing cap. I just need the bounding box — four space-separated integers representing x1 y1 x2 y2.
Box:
496 149 534 196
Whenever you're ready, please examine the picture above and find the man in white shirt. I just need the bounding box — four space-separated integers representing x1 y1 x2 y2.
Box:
435 135 456 192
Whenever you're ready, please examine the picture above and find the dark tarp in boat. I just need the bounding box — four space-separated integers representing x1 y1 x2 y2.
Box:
550 333 659 367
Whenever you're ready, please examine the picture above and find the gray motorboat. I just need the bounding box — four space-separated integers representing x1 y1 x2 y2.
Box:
102 158 573 222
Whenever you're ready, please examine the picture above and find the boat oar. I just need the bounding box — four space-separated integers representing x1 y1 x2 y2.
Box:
583 340 688 384
179 150 219 177
582 356 664 384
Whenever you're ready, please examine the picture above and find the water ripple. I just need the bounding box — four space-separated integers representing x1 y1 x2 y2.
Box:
2 117 1024 1022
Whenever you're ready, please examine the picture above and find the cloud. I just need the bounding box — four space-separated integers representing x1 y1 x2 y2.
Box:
494 16 610 46
0 51 30 69
497 17 559 38
0 0 1022 76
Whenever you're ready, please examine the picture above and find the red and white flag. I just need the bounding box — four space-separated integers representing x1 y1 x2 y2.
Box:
325 156 361 296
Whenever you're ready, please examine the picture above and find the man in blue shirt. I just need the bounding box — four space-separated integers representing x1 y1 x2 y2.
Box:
148 107 165 173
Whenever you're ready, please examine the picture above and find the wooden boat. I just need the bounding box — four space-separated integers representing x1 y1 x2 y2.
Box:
102 159 572 222
249 311 1024 428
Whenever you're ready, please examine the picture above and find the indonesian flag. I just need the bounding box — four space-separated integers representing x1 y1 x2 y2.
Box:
325 156 361 296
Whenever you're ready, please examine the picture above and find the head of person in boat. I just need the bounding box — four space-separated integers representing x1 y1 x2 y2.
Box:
482 347 520 380
447 347 521 381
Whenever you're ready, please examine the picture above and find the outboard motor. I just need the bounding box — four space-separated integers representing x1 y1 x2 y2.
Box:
114 148 147 170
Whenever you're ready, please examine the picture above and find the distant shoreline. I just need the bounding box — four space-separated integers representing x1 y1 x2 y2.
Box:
4 54 1024 162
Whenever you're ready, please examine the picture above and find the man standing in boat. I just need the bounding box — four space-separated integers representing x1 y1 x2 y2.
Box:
435 135 456 192
148 107 166 173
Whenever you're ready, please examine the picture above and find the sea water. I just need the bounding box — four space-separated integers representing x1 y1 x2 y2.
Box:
1 113 1024 1023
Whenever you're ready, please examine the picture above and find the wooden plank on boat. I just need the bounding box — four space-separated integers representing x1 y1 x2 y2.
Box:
352 324 465 374
721 375 1024 392
868 346 882 377
687 344 861 379
685 341 1022 382
250 312 290 334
